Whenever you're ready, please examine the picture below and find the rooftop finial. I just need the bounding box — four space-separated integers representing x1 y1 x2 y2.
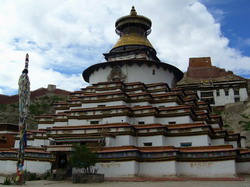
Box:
130 6 137 16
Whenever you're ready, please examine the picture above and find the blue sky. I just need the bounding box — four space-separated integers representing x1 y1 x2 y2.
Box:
202 0 250 78
0 0 249 95
202 0 250 57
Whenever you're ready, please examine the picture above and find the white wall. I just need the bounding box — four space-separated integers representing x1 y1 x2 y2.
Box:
197 87 248 107
89 63 176 88
68 115 163 125
241 138 246 148
0 160 51 175
132 116 156 124
55 115 193 126
114 135 136 146
54 121 68 127
32 139 50 147
0 160 16 174
165 135 210 147
239 88 248 101
130 102 149 107
139 161 176 177
103 116 130 124
108 134 211 147
210 123 220 129
211 138 225 146
152 102 178 107
105 137 115 147
55 109 67 114
94 161 138 177
24 160 51 174
177 160 236 177
214 88 234 106
157 116 193 124
138 135 164 147
236 162 250 174
15 140 34 148
95 88 122 93
67 119 86 126
226 141 238 148
83 101 127 108
38 124 54 130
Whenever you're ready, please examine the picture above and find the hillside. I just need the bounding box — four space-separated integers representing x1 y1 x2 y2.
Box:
0 95 69 130
215 99 250 147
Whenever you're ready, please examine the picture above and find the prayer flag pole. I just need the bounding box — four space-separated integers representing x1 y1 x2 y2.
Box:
16 54 30 184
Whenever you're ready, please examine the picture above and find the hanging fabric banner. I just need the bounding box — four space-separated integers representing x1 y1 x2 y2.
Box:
16 54 30 184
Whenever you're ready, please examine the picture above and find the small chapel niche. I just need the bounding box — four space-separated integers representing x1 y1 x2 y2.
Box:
107 66 127 82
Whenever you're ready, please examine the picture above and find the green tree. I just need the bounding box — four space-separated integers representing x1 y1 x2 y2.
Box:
69 145 98 174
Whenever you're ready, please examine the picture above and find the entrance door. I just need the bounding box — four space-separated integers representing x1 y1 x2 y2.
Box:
57 154 67 168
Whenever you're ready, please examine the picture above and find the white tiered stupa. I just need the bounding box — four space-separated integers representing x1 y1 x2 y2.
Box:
1 7 250 178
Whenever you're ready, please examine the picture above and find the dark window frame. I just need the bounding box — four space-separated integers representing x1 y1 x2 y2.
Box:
144 142 152 146
90 121 99 125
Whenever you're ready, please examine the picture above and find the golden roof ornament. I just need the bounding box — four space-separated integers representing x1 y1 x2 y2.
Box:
130 6 137 16
111 6 155 51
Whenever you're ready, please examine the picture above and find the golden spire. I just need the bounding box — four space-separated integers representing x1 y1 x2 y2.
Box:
111 6 154 51
130 6 137 16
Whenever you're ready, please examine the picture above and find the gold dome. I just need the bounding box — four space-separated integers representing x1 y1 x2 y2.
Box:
115 6 152 31
111 6 155 51
113 33 154 49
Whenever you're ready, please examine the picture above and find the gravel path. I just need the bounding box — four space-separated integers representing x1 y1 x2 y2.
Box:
1 176 250 187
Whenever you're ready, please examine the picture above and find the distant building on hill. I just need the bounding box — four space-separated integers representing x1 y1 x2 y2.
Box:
177 57 248 106
0 84 70 105
0 123 18 149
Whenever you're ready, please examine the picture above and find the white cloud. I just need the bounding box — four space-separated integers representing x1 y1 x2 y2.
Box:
0 0 249 95
244 38 250 46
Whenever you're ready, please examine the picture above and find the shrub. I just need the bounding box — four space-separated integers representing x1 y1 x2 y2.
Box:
69 145 98 173
3 177 12 185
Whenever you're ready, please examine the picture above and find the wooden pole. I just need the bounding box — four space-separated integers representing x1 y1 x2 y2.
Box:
16 54 30 184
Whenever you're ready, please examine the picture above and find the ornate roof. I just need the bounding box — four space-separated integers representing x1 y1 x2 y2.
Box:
111 6 155 51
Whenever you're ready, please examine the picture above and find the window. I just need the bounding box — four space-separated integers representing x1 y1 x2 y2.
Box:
97 104 106 107
180 142 192 147
206 98 215 104
216 90 220 96
90 121 99 125
144 142 152 146
152 69 155 75
234 98 240 102
168 121 176 124
159 105 165 108
225 90 229 96
234 90 239 96
200 91 213 97
138 121 145 124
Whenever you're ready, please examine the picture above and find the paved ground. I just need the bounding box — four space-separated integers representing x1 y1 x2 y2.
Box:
1 176 250 187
